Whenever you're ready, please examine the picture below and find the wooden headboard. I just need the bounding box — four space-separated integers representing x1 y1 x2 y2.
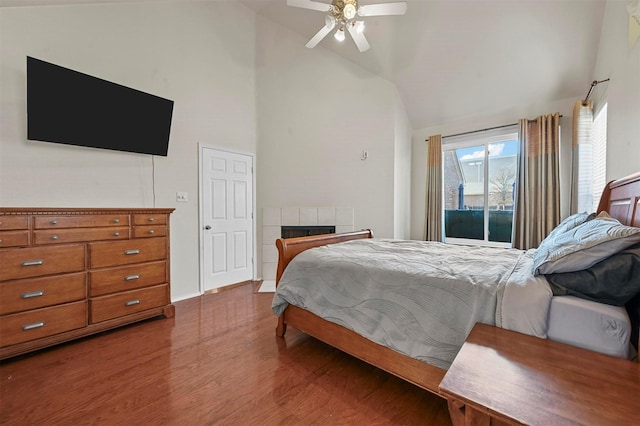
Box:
596 171 640 355
596 171 640 228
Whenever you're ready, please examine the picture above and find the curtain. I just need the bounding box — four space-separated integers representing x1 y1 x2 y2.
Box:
571 100 594 213
513 113 561 250
425 134 443 241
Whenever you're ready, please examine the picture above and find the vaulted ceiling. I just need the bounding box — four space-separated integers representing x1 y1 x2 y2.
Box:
241 0 607 129
1 0 608 129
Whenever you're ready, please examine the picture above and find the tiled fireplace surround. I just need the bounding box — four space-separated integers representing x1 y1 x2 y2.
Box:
262 207 355 283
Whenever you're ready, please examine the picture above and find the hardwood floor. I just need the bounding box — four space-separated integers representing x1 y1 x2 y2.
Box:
0 282 451 425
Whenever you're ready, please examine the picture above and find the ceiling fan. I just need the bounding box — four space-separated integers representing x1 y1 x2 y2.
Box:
287 0 407 52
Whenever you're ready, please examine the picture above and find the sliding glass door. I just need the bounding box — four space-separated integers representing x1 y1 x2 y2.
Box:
442 129 518 247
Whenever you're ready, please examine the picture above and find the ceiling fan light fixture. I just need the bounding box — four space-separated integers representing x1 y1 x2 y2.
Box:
343 3 357 20
288 0 407 52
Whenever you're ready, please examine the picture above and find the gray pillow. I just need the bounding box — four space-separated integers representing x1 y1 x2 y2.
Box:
544 211 595 241
533 216 640 275
545 243 640 306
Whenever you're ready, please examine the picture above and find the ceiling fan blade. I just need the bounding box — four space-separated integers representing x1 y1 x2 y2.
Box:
347 23 370 52
358 2 407 17
287 0 331 12
305 24 333 48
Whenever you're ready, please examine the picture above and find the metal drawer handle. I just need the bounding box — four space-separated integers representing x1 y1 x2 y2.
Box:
21 290 45 299
124 249 140 255
113 232 120 237
51 235 58 240
148 230 155 235
113 218 120 224
148 217 155 222
22 321 45 331
125 274 140 281
22 259 44 267
125 299 140 307
50 220 58 225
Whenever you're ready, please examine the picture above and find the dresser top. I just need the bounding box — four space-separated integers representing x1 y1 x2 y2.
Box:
0 208 175 215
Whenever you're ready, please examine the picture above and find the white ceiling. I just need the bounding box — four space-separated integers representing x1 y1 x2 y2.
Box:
240 0 607 129
1 0 607 129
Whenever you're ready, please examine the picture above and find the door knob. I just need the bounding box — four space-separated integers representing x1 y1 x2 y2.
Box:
204 225 211 230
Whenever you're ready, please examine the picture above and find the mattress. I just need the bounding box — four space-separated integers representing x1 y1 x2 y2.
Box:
547 295 632 359
273 239 552 370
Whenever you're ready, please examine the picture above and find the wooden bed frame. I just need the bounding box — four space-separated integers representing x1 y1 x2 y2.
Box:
274 171 640 396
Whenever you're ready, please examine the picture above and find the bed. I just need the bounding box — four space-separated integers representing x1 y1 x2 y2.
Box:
272 171 640 395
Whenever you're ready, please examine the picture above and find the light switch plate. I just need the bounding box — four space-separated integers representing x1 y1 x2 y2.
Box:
176 192 188 202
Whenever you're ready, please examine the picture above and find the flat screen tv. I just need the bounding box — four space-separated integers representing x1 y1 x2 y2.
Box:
27 56 174 156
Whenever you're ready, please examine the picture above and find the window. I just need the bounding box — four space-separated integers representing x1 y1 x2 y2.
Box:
442 128 518 247
591 103 607 212
575 102 607 213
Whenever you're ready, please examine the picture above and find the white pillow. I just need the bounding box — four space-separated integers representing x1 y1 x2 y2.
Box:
533 216 640 275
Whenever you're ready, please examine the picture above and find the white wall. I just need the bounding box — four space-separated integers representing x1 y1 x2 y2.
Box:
393 90 412 240
0 1 257 301
591 0 640 181
255 15 410 254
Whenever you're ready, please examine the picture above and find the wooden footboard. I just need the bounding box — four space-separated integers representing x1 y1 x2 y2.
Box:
275 229 373 283
274 229 372 337
274 228 446 395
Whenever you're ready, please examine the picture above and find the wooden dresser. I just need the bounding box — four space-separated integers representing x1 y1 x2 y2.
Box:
0 207 175 360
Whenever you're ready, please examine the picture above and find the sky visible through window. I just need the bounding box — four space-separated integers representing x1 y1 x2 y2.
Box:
456 140 518 161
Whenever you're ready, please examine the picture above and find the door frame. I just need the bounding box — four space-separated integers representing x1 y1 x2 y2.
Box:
198 143 256 294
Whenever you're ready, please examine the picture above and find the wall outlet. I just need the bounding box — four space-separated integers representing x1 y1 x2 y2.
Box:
176 192 188 202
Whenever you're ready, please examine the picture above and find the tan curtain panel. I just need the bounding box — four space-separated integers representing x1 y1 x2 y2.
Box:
570 100 594 213
425 134 443 241
513 113 561 250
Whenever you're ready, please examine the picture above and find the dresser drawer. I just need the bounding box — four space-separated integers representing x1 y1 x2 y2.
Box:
0 245 85 282
132 225 167 239
90 284 168 323
0 230 30 248
0 216 29 231
0 273 86 315
89 238 167 269
34 215 129 229
34 226 130 245
133 214 167 226
0 301 87 347
89 261 167 296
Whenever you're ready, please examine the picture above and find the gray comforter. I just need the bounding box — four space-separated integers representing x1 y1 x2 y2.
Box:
272 239 552 370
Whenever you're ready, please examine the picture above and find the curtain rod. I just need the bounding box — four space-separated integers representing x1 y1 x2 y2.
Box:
582 78 610 105
425 115 563 142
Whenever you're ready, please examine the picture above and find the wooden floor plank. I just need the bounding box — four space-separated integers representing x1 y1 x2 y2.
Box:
0 283 451 425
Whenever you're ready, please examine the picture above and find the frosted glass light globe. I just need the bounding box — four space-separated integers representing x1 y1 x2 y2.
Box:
343 4 356 20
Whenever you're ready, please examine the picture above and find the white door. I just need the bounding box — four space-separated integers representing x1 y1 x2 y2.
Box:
201 147 254 291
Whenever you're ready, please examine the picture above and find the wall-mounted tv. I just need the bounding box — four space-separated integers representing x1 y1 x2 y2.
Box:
27 56 174 156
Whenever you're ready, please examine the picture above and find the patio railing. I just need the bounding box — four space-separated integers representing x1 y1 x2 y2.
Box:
444 209 513 243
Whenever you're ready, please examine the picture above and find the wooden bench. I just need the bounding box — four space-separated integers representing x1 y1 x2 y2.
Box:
439 323 640 425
